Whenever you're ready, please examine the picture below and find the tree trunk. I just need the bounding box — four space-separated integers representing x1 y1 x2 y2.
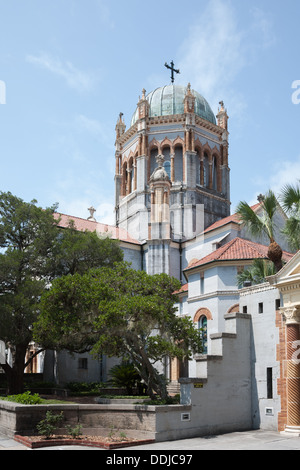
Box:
267 240 283 273
138 347 168 400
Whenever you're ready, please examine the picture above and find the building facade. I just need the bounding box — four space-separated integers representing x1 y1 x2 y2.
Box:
114 84 230 278
42 80 298 435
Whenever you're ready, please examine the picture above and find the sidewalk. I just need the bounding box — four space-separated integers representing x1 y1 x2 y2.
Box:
1 430 300 450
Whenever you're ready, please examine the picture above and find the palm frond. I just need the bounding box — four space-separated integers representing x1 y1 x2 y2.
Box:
280 181 300 213
236 201 265 237
237 259 276 288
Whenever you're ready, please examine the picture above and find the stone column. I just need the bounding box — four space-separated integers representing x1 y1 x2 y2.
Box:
170 154 175 182
282 306 300 434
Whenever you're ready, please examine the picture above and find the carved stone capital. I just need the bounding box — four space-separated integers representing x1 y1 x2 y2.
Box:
280 306 300 325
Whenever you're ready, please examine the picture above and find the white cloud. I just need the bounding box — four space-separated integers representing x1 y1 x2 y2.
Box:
177 0 276 115
178 0 244 105
250 7 276 50
246 155 300 207
269 156 300 194
55 195 115 225
26 53 96 92
74 114 112 147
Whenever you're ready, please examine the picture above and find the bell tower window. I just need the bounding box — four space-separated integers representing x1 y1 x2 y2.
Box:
198 316 208 354
163 161 171 179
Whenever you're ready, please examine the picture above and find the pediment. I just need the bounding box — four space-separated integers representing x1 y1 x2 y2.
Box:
268 250 300 286
290 264 300 276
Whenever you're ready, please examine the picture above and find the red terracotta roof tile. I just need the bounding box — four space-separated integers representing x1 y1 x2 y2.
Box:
54 213 141 245
174 283 188 294
185 237 293 271
204 203 261 234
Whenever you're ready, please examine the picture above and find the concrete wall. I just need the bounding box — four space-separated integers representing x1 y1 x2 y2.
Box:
0 400 192 442
239 283 281 431
180 312 253 435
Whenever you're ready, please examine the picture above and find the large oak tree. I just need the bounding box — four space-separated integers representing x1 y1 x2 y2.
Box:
0 191 123 394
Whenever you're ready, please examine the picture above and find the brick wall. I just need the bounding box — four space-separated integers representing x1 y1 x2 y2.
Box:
276 309 287 431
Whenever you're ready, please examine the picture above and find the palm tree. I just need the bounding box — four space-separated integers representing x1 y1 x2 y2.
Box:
236 191 283 272
280 181 300 251
237 258 276 288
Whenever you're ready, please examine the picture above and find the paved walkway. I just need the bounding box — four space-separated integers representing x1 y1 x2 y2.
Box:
1 430 300 450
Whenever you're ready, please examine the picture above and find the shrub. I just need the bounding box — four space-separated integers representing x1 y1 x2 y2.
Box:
36 411 64 439
66 424 82 439
108 362 142 395
5 391 42 404
66 381 102 394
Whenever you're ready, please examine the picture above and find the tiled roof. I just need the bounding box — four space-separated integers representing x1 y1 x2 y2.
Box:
204 203 261 234
185 237 294 271
54 213 141 245
174 283 188 294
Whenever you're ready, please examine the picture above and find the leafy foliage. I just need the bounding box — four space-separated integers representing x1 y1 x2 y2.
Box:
236 191 283 271
35 262 202 399
0 191 123 394
108 362 142 395
280 181 300 251
3 391 42 404
237 259 276 288
36 411 64 439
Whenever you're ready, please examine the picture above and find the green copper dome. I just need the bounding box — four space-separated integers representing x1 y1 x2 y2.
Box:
130 84 216 127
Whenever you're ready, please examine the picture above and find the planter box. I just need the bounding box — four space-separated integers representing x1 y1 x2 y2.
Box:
0 399 191 442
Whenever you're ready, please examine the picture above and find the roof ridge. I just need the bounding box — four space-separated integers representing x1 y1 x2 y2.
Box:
56 212 114 228
204 202 262 234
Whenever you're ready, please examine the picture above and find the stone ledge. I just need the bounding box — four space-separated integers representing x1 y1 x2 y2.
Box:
193 354 223 361
210 332 237 339
178 377 207 385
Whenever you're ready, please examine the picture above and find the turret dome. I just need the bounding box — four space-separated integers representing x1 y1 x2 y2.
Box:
130 84 216 127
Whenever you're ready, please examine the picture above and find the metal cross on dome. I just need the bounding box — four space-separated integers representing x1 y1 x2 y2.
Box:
164 60 180 83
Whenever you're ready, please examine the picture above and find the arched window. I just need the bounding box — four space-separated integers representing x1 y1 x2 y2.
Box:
150 148 158 175
174 145 183 182
203 152 209 188
163 161 171 179
212 156 217 191
122 162 128 196
198 316 208 354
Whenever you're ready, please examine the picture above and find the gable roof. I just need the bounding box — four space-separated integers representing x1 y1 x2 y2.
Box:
203 203 261 234
267 249 300 288
185 237 294 272
54 213 141 246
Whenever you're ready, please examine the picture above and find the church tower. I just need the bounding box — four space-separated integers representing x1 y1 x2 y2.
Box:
114 82 230 277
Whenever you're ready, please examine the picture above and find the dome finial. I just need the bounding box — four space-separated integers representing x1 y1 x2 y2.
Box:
164 60 180 83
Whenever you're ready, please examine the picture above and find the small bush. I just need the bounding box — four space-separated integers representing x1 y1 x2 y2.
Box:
4 391 42 404
36 411 64 439
66 381 102 394
108 362 142 395
66 424 82 439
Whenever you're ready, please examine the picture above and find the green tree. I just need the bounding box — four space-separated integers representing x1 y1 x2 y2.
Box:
0 191 123 394
0 192 59 394
34 263 202 400
280 181 300 251
236 191 283 272
51 219 123 276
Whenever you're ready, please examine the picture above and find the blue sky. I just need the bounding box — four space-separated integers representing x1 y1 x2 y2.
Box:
0 0 300 224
